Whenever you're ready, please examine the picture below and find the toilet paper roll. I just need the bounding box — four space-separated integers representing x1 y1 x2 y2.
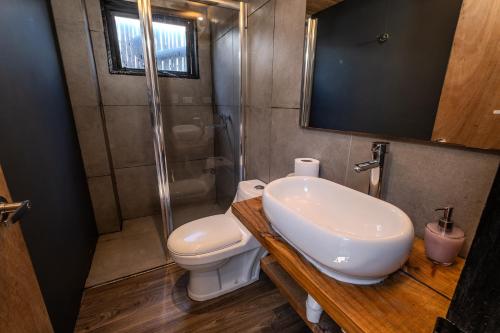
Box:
294 158 320 177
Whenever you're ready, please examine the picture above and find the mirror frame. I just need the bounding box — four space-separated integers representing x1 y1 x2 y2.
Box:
300 18 317 128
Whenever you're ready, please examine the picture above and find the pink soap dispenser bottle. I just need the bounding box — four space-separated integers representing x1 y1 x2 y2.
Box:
424 207 465 266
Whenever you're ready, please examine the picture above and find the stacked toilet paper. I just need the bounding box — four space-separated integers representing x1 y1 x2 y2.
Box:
294 158 320 177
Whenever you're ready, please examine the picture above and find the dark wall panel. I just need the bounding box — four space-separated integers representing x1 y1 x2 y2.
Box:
444 166 500 332
309 0 462 140
0 0 97 332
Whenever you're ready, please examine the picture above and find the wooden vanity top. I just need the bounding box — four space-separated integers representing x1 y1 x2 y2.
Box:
232 197 464 333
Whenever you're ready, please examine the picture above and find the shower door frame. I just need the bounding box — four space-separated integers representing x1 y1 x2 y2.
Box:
136 0 248 244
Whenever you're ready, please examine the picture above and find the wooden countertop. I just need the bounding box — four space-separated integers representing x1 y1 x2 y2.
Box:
232 197 464 333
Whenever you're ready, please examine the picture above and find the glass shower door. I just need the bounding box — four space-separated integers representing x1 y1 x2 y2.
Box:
137 0 244 238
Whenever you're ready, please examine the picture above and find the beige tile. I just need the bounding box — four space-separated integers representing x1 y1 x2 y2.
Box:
72 106 110 177
88 176 121 234
115 166 161 219
246 107 272 182
345 135 500 256
247 0 275 109
271 0 307 108
90 31 149 106
84 0 104 32
51 0 85 25
104 106 155 168
85 216 167 286
270 108 351 183
55 22 99 106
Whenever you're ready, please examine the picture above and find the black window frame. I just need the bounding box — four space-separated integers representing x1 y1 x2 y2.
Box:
101 0 199 79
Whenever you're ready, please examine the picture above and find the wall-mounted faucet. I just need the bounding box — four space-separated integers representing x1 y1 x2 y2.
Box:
354 142 389 198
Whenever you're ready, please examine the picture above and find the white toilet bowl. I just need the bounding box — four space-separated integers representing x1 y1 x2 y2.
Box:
167 179 266 301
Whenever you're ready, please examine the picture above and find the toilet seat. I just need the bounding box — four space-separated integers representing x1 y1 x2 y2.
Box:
168 214 242 256
168 214 260 267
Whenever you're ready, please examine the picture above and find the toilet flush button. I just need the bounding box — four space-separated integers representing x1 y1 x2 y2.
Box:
254 185 265 190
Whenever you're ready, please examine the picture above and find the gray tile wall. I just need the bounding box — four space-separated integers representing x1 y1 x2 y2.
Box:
209 6 242 208
87 176 120 233
84 0 216 219
246 0 275 182
53 0 217 231
246 0 500 256
51 0 120 234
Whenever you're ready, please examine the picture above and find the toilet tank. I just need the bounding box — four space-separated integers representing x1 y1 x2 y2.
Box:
235 179 266 202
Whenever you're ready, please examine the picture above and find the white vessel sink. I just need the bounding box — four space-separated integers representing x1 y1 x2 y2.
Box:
262 176 414 285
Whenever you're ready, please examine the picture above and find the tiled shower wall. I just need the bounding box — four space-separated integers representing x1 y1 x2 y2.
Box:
245 0 500 256
209 6 241 208
51 0 120 233
52 0 214 233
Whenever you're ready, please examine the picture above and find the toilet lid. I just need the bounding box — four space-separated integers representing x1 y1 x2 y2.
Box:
168 215 242 256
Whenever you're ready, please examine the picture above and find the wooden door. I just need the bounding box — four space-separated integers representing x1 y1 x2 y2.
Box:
0 165 53 333
432 0 500 149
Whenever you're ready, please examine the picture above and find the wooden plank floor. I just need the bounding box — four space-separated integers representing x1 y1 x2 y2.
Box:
75 263 310 333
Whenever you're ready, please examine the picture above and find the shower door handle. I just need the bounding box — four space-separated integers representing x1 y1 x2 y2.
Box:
0 196 31 226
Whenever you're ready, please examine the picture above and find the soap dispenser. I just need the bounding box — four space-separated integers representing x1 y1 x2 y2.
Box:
424 207 465 266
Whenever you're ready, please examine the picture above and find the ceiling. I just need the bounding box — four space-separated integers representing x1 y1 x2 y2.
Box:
167 0 344 16
306 0 343 15
223 0 343 14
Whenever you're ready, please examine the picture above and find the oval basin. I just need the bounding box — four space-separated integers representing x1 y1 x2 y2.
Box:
262 176 414 285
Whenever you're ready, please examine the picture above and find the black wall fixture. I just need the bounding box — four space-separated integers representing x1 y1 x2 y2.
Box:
434 166 500 333
0 0 97 332
308 0 463 140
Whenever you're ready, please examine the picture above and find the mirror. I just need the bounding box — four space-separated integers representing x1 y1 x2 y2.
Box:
301 0 463 141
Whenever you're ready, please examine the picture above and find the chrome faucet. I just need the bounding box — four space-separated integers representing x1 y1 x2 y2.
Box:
354 142 389 198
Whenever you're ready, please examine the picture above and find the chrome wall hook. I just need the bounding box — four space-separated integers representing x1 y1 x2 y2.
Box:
377 32 390 43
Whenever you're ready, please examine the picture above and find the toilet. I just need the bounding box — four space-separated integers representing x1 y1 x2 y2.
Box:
167 179 267 301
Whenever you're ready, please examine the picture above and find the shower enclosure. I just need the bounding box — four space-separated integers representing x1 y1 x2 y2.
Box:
137 0 247 249
51 0 246 285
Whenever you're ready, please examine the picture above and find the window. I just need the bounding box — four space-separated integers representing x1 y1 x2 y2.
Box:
102 0 199 78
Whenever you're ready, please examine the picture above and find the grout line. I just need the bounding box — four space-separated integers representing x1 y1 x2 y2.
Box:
113 163 157 170
101 104 214 107
267 0 277 183
112 155 218 171
270 106 300 110
80 0 124 229
87 174 112 179
344 135 353 185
